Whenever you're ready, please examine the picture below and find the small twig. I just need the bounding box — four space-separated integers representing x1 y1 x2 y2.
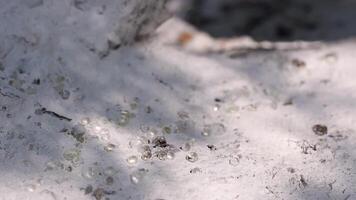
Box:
35 107 72 121
0 89 20 99
152 73 174 90
265 186 279 198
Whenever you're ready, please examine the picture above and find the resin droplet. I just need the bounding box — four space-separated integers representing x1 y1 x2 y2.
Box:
186 152 198 163
166 151 175 160
202 123 226 137
81 167 97 179
180 142 191 152
156 151 167 160
26 184 36 192
126 156 138 165
80 117 90 125
229 157 240 166
130 168 148 185
104 143 116 152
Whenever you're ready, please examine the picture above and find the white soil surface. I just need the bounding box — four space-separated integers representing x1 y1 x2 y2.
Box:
0 2 356 200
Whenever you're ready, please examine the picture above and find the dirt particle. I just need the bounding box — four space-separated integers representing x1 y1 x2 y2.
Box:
287 167 295 173
186 152 198 163
207 144 217 151
84 185 93 195
312 124 328 136
291 59 306 68
299 175 308 188
32 79 41 85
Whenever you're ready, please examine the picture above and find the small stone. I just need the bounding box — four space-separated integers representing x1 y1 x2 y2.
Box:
186 152 198 163
126 156 138 165
312 124 328 136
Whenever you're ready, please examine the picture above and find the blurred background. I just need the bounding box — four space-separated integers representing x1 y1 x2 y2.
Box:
168 0 356 42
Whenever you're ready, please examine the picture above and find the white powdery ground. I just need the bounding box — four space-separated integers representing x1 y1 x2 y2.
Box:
0 2 356 200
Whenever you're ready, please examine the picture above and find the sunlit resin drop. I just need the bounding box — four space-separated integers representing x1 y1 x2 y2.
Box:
26 184 36 192
130 169 147 185
104 143 116 152
166 151 175 160
126 156 138 165
229 157 240 166
81 167 97 179
202 123 226 137
156 151 167 160
80 117 90 125
186 152 198 162
180 142 191 152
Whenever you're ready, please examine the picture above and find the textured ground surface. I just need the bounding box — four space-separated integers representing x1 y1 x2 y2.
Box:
1 1 356 200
